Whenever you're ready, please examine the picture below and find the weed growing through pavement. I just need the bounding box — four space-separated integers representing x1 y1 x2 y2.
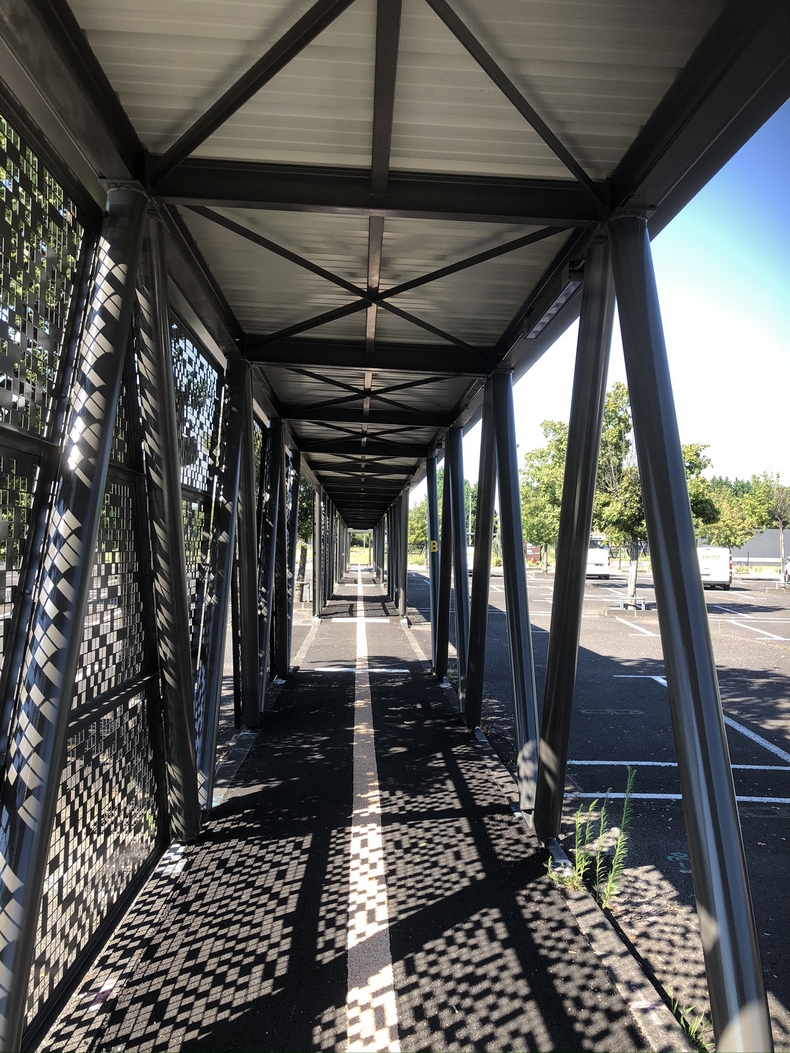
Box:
547 767 636 910
668 989 714 1053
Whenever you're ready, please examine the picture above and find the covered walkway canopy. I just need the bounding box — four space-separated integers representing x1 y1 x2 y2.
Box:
0 0 787 1049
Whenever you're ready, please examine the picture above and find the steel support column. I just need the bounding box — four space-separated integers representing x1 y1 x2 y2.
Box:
492 371 540 817
313 488 323 617
426 454 440 662
286 453 302 660
135 213 202 833
259 420 284 703
195 357 245 808
237 380 263 725
434 452 453 679
447 428 470 706
534 239 615 842
609 215 772 1053
273 440 290 678
0 185 147 1053
398 491 409 619
465 379 497 728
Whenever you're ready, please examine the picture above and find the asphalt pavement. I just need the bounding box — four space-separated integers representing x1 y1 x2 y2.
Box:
406 563 790 1049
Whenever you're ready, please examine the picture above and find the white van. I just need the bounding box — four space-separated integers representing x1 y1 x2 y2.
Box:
586 538 610 579
697 546 732 590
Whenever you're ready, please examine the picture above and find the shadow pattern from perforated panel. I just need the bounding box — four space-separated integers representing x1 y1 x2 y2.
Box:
0 110 83 666
25 380 159 1027
26 693 158 1024
170 317 225 805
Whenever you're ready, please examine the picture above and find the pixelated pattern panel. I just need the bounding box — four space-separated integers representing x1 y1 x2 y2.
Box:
170 319 219 494
72 479 145 711
0 447 39 658
26 694 159 1024
182 496 207 654
110 380 130 467
0 113 83 438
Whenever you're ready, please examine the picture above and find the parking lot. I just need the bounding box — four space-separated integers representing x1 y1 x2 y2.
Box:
406 566 790 1046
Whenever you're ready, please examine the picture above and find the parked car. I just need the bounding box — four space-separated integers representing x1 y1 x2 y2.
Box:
697 546 732 589
586 539 610 579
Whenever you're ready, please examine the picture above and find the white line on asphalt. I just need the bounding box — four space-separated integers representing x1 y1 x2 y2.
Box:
316 667 409 674
569 792 790 804
727 619 787 640
614 617 658 637
347 568 401 1053
711 605 753 618
333 617 392 623
615 675 790 765
569 759 790 771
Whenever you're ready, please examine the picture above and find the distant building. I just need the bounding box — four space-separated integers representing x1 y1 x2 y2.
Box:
731 528 790 563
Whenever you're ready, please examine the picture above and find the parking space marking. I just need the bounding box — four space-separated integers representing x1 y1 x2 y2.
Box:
570 759 790 771
316 667 409 674
712 605 753 618
570 792 790 804
614 617 658 637
615 674 790 765
728 619 787 640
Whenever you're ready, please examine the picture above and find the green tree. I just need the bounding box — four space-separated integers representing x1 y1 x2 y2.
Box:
520 420 567 570
408 497 429 553
706 476 770 548
767 478 790 589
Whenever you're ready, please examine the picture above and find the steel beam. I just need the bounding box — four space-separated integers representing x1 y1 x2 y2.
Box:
259 420 284 704
426 454 440 665
195 356 245 809
248 338 487 375
609 214 772 1053
237 379 263 725
434 453 453 678
534 239 615 843
135 212 202 834
313 488 323 617
273 436 290 678
465 379 497 728
447 429 470 703
0 185 147 1053
492 371 540 817
286 453 302 661
398 492 409 618
149 0 356 182
156 160 601 225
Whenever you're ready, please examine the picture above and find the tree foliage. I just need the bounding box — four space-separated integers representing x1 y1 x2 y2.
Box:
520 420 567 549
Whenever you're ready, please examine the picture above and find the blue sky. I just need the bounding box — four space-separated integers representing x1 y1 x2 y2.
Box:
455 96 790 491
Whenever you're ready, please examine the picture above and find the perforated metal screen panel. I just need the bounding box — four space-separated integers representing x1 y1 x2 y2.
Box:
0 111 84 666
25 379 160 1027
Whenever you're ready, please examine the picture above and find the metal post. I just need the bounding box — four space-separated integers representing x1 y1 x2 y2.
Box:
195 357 245 809
135 212 202 834
286 453 302 660
273 439 290 678
492 371 540 817
465 380 497 728
237 379 262 726
447 428 470 706
426 454 440 664
386 506 394 600
313 488 323 617
259 419 283 705
434 453 453 678
0 185 147 1053
534 239 615 843
398 491 409 619
609 215 772 1053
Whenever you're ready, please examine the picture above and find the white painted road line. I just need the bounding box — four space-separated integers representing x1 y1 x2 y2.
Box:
615 674 790 765
728 619 787 640
569 759 790 771
316 667 409 674
333 617 392 623
347 568 401 1052
614 617 658 637
570 792 790 804
712 605 753 618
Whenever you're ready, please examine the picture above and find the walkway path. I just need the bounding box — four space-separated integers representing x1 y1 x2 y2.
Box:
38 568 669 1052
